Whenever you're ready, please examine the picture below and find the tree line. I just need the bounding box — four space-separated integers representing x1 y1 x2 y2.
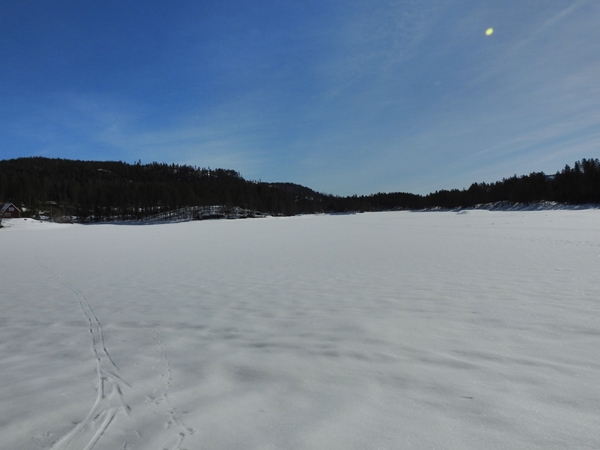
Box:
0 156 599 221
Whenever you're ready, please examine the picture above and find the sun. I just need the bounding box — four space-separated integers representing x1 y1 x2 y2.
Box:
486 28 494 36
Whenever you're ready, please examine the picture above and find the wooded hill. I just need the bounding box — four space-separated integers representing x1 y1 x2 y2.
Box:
1 157 599 222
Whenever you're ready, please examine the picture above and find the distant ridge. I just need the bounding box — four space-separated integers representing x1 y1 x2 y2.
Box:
0 156 599 222
268 182 322 198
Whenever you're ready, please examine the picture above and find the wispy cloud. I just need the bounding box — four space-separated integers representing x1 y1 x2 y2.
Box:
523 0 590 44
319 0 448 96
7 91 271 177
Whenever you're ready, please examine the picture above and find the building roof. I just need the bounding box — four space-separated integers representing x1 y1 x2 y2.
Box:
1 203 20 213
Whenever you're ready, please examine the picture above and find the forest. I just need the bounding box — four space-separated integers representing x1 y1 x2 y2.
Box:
1 157 599 222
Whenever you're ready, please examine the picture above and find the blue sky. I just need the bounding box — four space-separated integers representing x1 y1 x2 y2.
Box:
1 0 599 195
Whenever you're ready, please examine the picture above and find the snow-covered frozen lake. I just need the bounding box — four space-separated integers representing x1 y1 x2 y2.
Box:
1 211 599 449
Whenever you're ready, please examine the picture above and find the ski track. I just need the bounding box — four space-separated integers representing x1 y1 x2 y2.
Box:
35 253 197 450
149 325 196 450
35 253 133 450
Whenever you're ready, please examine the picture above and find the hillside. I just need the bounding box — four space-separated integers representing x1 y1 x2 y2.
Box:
1 157 599 222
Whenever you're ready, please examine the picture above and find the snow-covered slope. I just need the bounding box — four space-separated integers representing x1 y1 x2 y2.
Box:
1 211 599 449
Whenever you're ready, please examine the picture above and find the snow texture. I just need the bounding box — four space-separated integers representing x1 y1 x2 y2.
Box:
1 211 599 449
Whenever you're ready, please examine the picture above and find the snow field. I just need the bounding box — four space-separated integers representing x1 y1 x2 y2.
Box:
1 211 599 449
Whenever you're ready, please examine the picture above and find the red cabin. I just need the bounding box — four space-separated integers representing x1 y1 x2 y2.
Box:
1 203 21 218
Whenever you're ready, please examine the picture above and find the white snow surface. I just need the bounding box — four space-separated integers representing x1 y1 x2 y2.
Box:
1 211 599 449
